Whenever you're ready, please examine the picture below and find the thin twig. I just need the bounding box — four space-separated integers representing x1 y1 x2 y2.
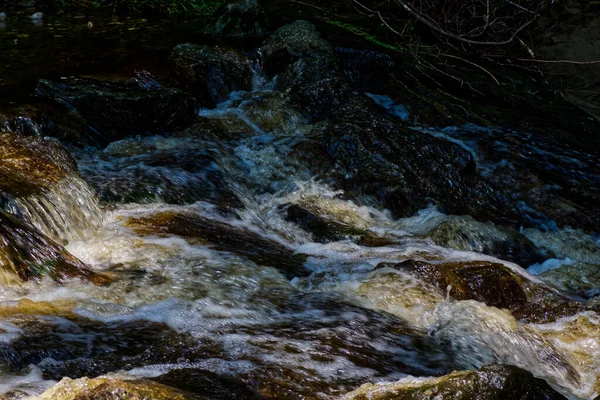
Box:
440 53 500 85
516 58 600 64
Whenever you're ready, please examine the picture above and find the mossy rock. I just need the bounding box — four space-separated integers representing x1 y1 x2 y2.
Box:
171 43 251 104
344 364 567 400
38 376 201 400
0 132 77 198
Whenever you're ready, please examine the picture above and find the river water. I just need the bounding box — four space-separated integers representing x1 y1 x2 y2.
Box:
0 12 599 400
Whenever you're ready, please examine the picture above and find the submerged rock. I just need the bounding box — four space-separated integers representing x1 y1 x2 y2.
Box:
203 0 270 38
171 44 252 104
394 259 593 323
124 210 309 278
38 376 200 400
36 77 197 145
261 20 351 120
322 96 518 224
427 217 550 267
344 364 567 400
0 211 109 285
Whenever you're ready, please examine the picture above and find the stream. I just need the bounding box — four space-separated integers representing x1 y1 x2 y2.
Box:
0 11 599 400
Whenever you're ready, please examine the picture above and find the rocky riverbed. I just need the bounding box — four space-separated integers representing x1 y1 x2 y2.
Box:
0 4 598 399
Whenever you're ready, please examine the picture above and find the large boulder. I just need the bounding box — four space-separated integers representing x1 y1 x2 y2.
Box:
344 364 567 400
36 77 197 145
170 43 252 104
321 96 518 224
261 20 351 120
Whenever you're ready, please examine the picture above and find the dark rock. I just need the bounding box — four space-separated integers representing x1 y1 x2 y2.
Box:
0 210 110 285
322 96 519 224
203 0 270 38
345 364 567 400
124 210 309 278
153 369 266 399
35 77 197 145
170 44 252 104
261 20 351 120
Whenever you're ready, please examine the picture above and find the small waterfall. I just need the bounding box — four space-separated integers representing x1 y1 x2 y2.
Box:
10 176 103 245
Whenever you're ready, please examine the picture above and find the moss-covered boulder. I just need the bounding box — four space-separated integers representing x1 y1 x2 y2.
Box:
344 365 567 400
124 210 309 278
261 20 351 120
36 77 197 145
38 376 200 400
171 43 252 104
0 210 110 285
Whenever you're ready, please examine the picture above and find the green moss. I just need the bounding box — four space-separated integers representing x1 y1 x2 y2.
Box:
326 20 406 53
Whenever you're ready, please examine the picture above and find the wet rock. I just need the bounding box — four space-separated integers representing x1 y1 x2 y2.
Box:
427 217 550 267
394 259 593 323
261 20 351 120
38 376 200 400
0 211 110 285
125 210 309 278
343 364 567 400
203 0 270 38
537 262 600 300
35 77 197 145
76 135 243 212
170 44 252 104
396 259 528 311
239 91 306 134
322 96 518 224
0 132 77 198
153 369 266 399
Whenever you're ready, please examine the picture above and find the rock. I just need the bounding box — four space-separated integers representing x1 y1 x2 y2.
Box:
239 91 306 133
0 210 110 285
0 132 77 198
35 77 197 145
343 364 567 400
394 259 594 323
0 132 102 243
124 210 309 278
203 0 270 38
77 135 243 212
38 376 200 400
322 96 518 224
261 21 351 120
153 369 266 399
537 261 600 300
170 44 252 104
427 217 550 267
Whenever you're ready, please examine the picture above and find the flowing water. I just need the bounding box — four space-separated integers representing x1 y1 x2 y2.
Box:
0 12 599 400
